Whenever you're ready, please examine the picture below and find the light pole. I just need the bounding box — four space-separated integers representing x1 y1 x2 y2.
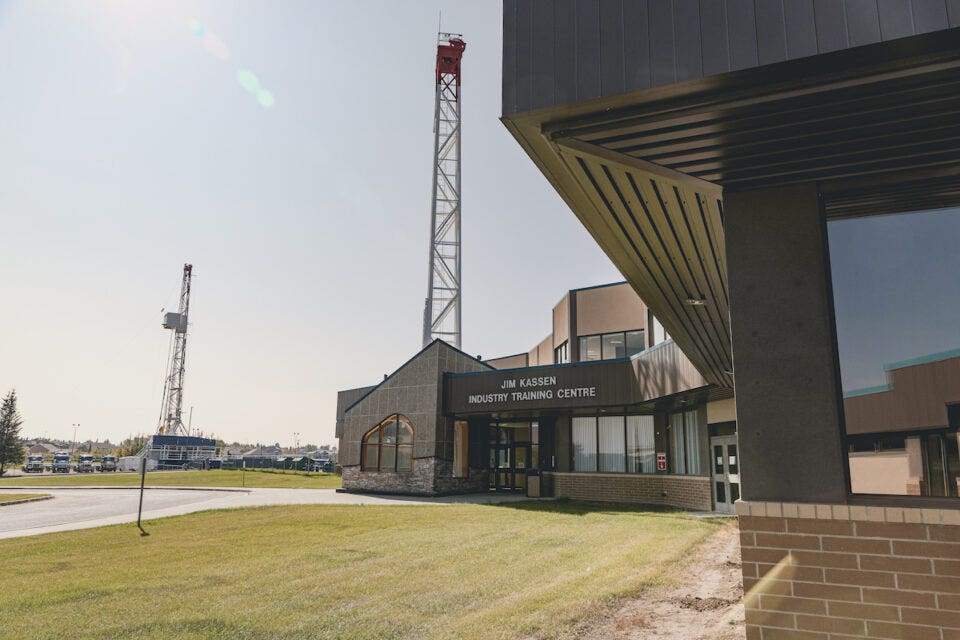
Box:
71 424 79 456
293 432 300 453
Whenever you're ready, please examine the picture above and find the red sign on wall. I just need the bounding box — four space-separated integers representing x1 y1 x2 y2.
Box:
656 452 667 472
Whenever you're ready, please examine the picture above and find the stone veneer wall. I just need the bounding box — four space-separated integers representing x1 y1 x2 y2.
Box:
738 500 960 640
547 472 712 510
342 458 489 496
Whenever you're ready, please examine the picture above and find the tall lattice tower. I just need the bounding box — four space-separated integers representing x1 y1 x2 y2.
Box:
157 264 193 436
422 33 466 348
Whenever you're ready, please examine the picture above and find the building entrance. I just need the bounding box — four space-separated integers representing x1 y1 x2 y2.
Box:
711 435 740 514
489 422 536 492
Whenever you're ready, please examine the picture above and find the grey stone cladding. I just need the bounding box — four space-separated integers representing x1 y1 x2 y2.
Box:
340 340 491 495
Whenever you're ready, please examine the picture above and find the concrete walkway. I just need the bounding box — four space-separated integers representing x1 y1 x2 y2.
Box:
0 487 530 540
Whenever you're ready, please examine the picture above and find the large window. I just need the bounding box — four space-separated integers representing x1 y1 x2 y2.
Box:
554 341 569 364
668 410 701 475
578 329 645 362
362 415 413 472
827 205 960 496
572 414 659 473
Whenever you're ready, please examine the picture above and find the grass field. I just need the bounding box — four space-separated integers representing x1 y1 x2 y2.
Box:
0 493 49 504
0 469 341 489
0 501 724 640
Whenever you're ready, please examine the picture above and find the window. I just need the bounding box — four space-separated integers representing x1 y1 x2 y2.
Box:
579 335 601 361
626 330 646 356
827 205 960 496
578 329 646 361
554 341 569 364
627 415 656 473
362 415 413 472
598 416 625 472
652 316 669 345
669 410 701 475
453 421 468 478
572 415 659 474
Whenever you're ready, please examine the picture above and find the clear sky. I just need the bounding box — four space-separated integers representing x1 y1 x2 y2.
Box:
0 1 621 446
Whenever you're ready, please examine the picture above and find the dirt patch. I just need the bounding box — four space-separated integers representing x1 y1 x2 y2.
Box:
572 520 745 640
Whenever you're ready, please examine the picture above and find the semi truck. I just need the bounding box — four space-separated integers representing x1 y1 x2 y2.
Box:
22 454 44 473
74 454 95 473
98 455 118 472
52 451 71 473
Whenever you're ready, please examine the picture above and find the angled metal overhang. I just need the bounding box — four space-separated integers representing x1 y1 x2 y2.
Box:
501 29 960 390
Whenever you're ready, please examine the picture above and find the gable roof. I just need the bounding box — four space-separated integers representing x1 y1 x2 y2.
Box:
344 339 493 415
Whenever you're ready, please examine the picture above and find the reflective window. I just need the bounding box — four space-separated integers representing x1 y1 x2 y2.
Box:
601 333 625 359
361 415 414 472
572 417 597 471
578 330 645 361
626 330 646 356
573 414 692 475
668 410 700 475
652 316 669 345
554 341 569 364
828 206 960 496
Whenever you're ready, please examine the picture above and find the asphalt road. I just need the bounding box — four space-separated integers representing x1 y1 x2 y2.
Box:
0 487 529 540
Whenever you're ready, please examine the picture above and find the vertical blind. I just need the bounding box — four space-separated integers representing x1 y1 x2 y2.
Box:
572 417 597 472
598 416 626 472
627 415 656 473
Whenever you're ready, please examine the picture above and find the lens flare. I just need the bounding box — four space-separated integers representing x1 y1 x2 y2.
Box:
188 18 204 36
237 69 260 93
256 90 275 108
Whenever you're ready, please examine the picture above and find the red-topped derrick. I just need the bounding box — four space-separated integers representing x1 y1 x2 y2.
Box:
436 35 466 85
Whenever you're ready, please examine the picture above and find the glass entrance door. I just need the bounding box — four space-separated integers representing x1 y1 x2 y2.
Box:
711 435 740 514
488 423 535 491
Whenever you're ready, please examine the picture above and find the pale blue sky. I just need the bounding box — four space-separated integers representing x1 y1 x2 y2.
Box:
0 1 621 446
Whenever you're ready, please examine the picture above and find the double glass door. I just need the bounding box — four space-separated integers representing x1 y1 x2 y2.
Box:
489 423 534 491
711 435 740 514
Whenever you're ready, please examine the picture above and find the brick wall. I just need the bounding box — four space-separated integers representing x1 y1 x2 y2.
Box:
738 500 960 639
547 472 712 510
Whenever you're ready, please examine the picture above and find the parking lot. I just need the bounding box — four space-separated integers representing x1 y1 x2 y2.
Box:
0 487 529 539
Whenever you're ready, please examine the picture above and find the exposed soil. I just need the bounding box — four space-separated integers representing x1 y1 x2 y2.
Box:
572 521 745 640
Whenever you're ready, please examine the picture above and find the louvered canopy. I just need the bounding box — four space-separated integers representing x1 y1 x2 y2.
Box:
502 28 960 389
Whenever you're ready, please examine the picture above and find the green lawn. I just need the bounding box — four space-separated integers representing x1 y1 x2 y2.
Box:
0 501 725 640
0 493 49 504
0 469 341 489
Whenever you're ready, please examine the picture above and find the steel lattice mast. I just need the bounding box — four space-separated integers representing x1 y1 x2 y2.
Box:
157 264 193 436
422 33 466 349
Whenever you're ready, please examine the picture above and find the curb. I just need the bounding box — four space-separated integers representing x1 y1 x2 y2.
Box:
0 495 54 507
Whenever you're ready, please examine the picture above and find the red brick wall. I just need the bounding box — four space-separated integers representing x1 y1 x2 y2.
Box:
546 472 712 510
739 503 960 639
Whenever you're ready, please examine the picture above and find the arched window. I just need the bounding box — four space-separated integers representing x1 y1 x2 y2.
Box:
362 415 413 472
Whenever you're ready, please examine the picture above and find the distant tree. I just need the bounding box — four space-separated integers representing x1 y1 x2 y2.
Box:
0 390 25 476
115 435 148 457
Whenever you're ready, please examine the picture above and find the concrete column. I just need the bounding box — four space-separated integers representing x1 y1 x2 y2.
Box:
724 184 848 503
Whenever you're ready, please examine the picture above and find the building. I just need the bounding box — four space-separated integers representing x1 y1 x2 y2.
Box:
500 2 960 638
145 435 217 469
337 282 739 512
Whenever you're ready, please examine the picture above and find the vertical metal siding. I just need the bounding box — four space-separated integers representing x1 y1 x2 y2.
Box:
699 1 730 77
531 1 556 110
783 0 819 59
622 0 651 90
577 0 602 100
503 0 518 115
599 0 626 96
503 0 958 116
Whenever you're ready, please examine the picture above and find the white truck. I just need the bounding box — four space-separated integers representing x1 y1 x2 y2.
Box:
52 451 71 473
74 454 95 473
98 455 118 472
22 454 44 473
